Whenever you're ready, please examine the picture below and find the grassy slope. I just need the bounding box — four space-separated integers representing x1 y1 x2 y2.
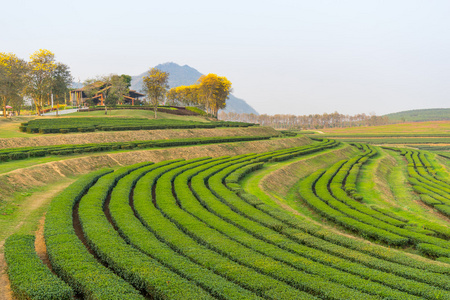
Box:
384 108 450 122
242 144 359 223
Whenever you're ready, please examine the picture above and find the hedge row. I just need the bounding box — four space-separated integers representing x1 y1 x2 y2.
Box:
200 162 445 299
158 159 376 300
43 168 145 299
21 117 256 134
386 147 450 242
301 145 450 255
77 161 214 299
0 135 273 163
133 158 313 300
4 234 73 300
107 160 262 300
223 167 450 289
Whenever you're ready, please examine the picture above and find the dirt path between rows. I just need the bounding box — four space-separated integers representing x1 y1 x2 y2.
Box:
0 137 310 199
0 181 75 300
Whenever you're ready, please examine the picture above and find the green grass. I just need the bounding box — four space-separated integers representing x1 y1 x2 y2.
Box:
65 109 210 122
357 148 450 229
241 144 356 223
0 177 77 242
320 121 450 135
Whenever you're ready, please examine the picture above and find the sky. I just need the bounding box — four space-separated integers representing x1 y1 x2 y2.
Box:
2 0 450 116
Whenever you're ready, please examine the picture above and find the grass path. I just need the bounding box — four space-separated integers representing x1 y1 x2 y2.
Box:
357 148 450 228
0 178 76 300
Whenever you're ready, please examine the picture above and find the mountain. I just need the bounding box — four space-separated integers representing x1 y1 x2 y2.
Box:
131 62 259 115
384 108 450 122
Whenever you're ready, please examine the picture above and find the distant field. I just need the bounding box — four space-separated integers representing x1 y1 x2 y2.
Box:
320 121 450 136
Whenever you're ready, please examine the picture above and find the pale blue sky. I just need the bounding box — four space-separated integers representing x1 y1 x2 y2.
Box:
2 0 450 115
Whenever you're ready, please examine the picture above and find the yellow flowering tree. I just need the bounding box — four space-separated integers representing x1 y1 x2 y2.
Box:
197 74 232 117
25 49 57 115
0 52 27 117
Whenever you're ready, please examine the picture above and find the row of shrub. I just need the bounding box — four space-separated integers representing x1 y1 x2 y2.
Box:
302 145 450 257
132 158 311 299
107 160 262 300
20 117 256 134
77 162 214 299
322 148 450 248
385 147 450 257
0 135 273 163
4 234 73 300
158 157 377 300
43 168 145 299
221 158 450 288
205 158 449 299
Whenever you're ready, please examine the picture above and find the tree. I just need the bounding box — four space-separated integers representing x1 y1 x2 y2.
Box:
83 74 129 114
25 49 57 115
142 68 169 118
120 74 132 89
51 63 73 116
106 74 129 111
197 74 232 117
0 52 28 117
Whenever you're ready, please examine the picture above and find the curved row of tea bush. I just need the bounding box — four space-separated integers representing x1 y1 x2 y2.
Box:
18 140 448 299
43 168 145 299
108 159 263 300
0 135 272 163
384 147 450 258
222 165 450 289
4 234 73 300
300 146 450 253
154 159 380 300
77 160 215 299
20 117 255 134
192 159 446 298
132 156 316 299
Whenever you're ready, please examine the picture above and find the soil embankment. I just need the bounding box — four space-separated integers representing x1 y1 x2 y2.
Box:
0 136 311 200
0 127 279 149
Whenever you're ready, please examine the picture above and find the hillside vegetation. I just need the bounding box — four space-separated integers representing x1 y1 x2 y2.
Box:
1 112 450 300
385 108 450 122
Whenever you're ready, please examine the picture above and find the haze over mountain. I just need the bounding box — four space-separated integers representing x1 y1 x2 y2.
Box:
131 63 259 115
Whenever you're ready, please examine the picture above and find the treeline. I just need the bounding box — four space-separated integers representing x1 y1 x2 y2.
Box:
0 49 72 116
218 111 390 129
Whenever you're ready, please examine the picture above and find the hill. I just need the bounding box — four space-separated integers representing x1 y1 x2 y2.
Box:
131 62 259 115
384 108 450 122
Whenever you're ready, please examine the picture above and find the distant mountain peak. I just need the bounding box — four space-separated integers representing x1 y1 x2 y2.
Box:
131 62 258 115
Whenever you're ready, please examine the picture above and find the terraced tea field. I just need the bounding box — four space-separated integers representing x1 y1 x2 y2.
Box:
1 117 450 299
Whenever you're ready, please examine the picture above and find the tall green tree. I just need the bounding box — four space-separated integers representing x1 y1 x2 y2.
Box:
142 68 169 118
120 74 132 89
51 62 73 116
0 52 28 117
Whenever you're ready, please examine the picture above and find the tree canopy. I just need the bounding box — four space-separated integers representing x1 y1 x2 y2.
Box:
0 52 28 117
142 67 169 118
166 73 232 117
